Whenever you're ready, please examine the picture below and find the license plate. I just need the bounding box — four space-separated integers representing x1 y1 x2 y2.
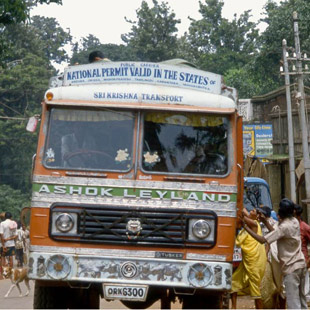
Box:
233 246 242 262
104 284 148 301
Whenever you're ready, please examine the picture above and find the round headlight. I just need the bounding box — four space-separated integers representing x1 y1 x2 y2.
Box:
192 220 211 239
55 213 74 232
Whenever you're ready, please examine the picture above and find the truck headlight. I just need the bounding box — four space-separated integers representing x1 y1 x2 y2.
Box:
55 213 74 232
188 218 215 242
51 212 77 234
192 220 211 239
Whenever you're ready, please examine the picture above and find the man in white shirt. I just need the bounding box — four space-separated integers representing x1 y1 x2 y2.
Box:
0 212 17 268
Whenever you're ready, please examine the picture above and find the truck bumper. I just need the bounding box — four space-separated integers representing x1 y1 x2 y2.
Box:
28 249 232 291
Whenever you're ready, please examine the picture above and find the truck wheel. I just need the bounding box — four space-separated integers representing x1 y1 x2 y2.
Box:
33 282 61 309
182 292 223 309
73 286 100 309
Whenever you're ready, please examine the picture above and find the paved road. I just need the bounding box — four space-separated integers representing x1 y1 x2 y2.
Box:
0 278 255 309
0 279 34 309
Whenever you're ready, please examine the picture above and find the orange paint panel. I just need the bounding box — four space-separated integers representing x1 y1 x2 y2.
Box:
30 208 49 244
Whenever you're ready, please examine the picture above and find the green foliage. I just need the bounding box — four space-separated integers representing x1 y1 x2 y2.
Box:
70 35 136 64
0 0 62 25
122 0 181 61
224 68 258 98
186 0 260 74
31 16 72 64
224 67 275 98
253 0 310 94
0 184 30 220
0 15 66 216
0 31 54 116
0 0 28 24
0 120 38 192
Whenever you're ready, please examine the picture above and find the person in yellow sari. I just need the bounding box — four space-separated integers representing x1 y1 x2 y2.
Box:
231 207 267 309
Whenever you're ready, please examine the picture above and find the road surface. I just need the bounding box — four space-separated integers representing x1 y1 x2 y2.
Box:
0 278 254 309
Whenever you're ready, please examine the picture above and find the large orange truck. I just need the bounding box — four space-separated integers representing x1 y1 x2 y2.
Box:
28 59 243 309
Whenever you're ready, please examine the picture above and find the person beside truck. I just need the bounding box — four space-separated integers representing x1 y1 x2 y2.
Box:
231 207 266 309
244 198 308 310
0 212 17 268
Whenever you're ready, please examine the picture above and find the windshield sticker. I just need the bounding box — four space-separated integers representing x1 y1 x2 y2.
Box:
143 151 160 166
115 149 130 162
45 148 55 163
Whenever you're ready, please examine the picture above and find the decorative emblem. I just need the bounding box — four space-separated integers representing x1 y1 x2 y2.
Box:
115 148 130 162
213 265 222 286
37 256 46 278
143 151 160 166
188 263 213 288
126 219 142 240
45 148 55 163
121 262 138 278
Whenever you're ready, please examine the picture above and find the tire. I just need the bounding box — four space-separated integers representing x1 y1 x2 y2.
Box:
182 292 223 309
33 281 100 309
73 286 100 309
33 282 62 309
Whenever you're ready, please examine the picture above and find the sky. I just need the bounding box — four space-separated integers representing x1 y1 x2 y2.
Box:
31 0 277 45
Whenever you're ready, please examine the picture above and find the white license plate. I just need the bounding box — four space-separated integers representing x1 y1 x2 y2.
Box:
104 284 148 301
233 246 242 262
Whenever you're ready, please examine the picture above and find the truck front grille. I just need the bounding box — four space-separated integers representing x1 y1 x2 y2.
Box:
50 204 217 248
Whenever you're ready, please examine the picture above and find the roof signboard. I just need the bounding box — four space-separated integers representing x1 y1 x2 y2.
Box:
63 62 222 95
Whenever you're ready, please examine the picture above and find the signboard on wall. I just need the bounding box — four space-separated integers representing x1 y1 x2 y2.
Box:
243 124 273 158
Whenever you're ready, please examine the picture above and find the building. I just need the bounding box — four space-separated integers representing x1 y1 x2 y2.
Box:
239 84 310 210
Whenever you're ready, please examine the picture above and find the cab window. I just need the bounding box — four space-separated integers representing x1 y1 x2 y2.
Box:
43 108 135 171
142 111 228 175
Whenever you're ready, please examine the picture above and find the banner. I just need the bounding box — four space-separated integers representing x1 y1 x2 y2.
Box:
63 62 222 94
243 124 273 158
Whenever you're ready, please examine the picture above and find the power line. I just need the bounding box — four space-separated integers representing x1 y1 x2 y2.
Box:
0 101 24 116
0 116 27 120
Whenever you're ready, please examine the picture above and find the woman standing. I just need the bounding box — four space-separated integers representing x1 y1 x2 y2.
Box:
231 207 267 309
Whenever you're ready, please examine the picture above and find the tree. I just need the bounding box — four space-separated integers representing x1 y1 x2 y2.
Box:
224 67 261 98
0 47 51 192
0 0 63 62
253 0 310 95
0 22 55 114
0 0 62 25
70 34 135 64
30 16 72 64
122 0 181 62
0 19 69 211
0 184 30 219
186 0 259 75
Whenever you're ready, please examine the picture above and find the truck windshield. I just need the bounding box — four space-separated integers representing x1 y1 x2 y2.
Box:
142 111 228 175
43 108 135 171
244 183 272 209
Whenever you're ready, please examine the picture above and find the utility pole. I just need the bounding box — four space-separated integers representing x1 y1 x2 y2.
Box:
281 39 296 203
293 12 310 221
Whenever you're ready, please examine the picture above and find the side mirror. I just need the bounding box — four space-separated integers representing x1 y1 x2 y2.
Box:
26 116 39 132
